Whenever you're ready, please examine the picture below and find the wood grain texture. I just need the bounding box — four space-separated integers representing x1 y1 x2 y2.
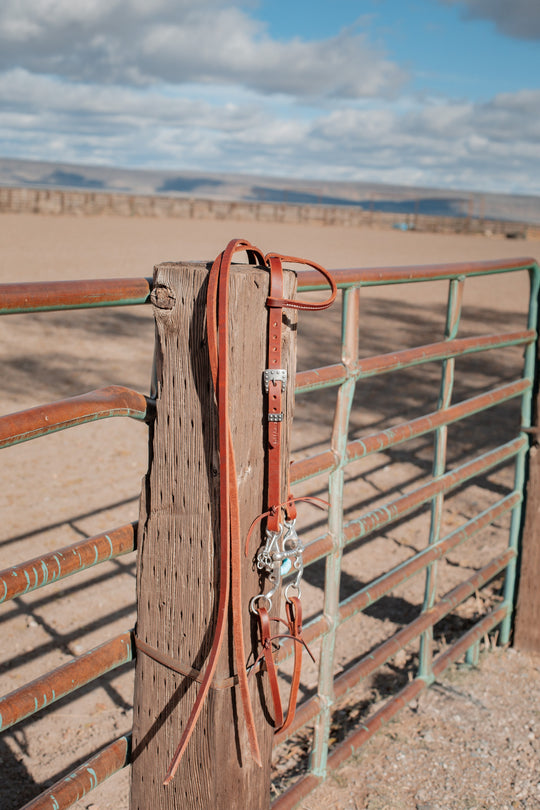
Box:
130 260 296 809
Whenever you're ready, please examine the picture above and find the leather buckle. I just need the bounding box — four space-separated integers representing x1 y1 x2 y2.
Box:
264 368 287 392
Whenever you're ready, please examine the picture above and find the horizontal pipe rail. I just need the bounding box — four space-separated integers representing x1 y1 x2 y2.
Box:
431 606 507 678
0 258 533 316
275 548 513 743
0 278 152 314
0 631 134 732
338 493 519 622
345 379 529 465
272 605 507 809
326 605 507 769
296 363 347 393
20 734 131 810
295 330 534 393
0 385 151 448
292 438 524 575
296 256 536 291
291 378 529 484
333 548 513 703
342 437 524 546
0 522 137 604
274 491 518 671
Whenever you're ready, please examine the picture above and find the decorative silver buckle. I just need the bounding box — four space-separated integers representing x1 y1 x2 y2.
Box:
264 368 287 392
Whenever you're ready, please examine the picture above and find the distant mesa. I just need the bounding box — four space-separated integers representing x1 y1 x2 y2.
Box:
0 158 538 226
247 188 469 217
32 170 106 190
359 197 469 217
248 186 357 206
158 177 224 193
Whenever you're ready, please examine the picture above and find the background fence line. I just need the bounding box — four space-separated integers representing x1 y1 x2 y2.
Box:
1 185 536 238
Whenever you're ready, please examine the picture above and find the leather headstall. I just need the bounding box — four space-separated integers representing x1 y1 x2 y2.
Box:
160 238 336 784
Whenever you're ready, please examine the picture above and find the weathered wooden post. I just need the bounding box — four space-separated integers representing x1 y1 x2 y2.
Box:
130 258 297 809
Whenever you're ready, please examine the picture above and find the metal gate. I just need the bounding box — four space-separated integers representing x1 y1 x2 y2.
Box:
272 255 538 806
0 255 538 809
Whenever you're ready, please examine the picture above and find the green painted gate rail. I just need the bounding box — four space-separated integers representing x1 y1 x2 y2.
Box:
0 256 538 809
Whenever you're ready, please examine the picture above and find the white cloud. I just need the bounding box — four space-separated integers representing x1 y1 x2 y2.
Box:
1 65 539 194
440 0 540 40
0 1 538 195
292 91 540 193
0 0 406 99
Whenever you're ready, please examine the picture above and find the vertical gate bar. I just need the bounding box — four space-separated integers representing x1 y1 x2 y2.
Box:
309 285 360 778
465 639 480 667
418 277 465 680
501 263 540 644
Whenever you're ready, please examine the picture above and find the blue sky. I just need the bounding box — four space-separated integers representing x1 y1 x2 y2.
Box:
0 0 539 194
255 1 539 99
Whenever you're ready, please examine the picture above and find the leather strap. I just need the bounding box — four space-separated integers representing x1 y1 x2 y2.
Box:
253 597 314 732
265 254 287 533
134 634 238 690
263 254 336 533
164 239 265 784
256 607 285 730
279 597 315 734
264 253 337 311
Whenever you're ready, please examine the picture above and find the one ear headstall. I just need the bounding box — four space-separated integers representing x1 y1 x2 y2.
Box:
161 239 336 783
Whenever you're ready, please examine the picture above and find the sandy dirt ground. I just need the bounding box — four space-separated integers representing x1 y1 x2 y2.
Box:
0 213 539 809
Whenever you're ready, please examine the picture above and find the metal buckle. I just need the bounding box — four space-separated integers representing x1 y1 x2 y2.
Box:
264 368 287 393
268 413 283 422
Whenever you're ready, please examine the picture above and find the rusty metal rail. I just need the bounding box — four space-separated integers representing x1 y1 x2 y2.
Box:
0 277 152 314
0 522 136 603
291 378 530 484
296 255 536 288
295 331 534 393
0 386 151 448
0 632 134 731
20 735 131 810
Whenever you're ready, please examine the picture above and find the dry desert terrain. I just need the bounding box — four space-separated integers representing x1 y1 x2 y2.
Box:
0 212 539 810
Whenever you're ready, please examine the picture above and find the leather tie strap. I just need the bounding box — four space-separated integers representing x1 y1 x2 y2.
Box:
134 634 238 689
280 597 307 734
255 607 285 730
252 597 314 733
